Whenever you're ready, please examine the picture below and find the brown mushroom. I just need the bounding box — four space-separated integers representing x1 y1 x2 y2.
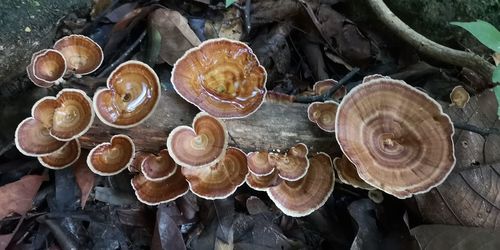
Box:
313 79 346 100
27 50 55 88
131 167 189 205
141 149 177 181
362 74 389 84
167 112 228 168
246 170 282 191
268 143 309 181
247 151 274 176
267 152 335 217
15 118 67 156
307 101 339 133
33 88 94 141
335 77 455 198
450 85 470 109
93 60 161 128
38 139 81 169
333 155 374 190
129 151 150 173
53 34 103 76
181 147 248 199
27 49 66 88
87 135 135 176
171 38 267 118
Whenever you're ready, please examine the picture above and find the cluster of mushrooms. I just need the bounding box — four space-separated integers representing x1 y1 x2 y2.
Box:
15 34 456 217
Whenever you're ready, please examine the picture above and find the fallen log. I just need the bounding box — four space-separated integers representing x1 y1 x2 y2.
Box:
80 91 340 155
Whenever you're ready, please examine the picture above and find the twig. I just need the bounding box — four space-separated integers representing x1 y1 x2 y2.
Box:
453 123 500 137
365 0 494 80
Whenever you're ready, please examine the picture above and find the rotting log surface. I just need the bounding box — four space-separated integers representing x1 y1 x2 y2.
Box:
80 91 340 155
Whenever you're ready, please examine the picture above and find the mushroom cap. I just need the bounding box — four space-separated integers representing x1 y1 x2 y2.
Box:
87 135 135 176
38 139 81 169
333 155 374 190
246 169 282 191
181 147 248 199
32 88 94 141
247 151 274 176
335 77 455 198
129 151 150 173
32 49 66 83
167 112 228 168
313 79 346 100
450 85 470 109
27 50 60 88
131 167 189 205
141 149 177 181
15 117 67 157
265 91 295 103
171 38 267 118
362 74 389 84
268 143 309 181
93 60 161 128
307 101 339 133
267 152 335 217
53 34 103 75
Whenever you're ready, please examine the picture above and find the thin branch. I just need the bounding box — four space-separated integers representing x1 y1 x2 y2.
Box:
453 123 500 137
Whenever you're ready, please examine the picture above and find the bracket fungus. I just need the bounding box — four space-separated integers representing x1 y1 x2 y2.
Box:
247 151 274 176
268 143 309 181
267 153 335 217
93 60 161 128
449 85 470 109
181 147 248 199
313 79 346 100
167 112 228 168
38 139 81 170
333 155 374 190
141 149 177 181
246 170 282 191
307 101 339 133
335 76 455 198
87 135 135 176
132 167 189 205
53 34 103 76
171 38 267 118
15 117 67 157
27 49 66 88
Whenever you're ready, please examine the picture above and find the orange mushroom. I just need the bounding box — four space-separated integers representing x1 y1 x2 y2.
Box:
38 139 81 169
53 34 103 76
171 38 267 118
335 76 455 198
307 101 339 133
181 147 248 199
15 117 67 157
93 60 161 128
167 112 228 168
268 143 309 181
333 155 374 190
87 135 135 176
27 49 66 88
141 149 177 181
267 152 335 217
132 167 189 205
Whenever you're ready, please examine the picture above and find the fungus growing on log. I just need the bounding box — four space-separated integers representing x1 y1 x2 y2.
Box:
87 135 135 176
247 151 274 176
132 167 189 205
15 118 67 156
268 143 309 181
313 79 346 100
333 155 374 190
307 101 339 133
53 34 103 76
38 139 81 169
141 149 177 181
246 170 282 191
27 49 66 87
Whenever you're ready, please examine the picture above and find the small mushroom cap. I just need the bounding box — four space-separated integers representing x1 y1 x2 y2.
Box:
167 112 228 168
333 155 374 190
247 151 274 176
87 135 135 176
265 91 295 104
15 117 67 156
171 38 267 118
335 77 455 198
38 139 81 169
450 85 470 109
141 149 177 181
93 60 161 128
53 34 103 75
246 169 282 191
129 151 150 173
32 89 94 141
132 167 189 206
181 147 248 199
32 49 66 83
313 79 346 100
268 143 309 181
267 152 335 217
27 50 59 88
362 74 389 84
307 101 339 133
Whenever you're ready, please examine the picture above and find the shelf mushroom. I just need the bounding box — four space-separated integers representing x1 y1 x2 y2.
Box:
53 34 103 76
246 170 282 191
87 135 135 176
181 147 248 199
140 149 177 181
335 76 455 198
313 79 346 100
307 101 339 133
449 85 470 109
132 167 189 205
15 118 67 156
247 151 274 176
268 143 309 181
27 49 66 88
333 155 374 190
167 112 228 168
171 38 267 118
38 139 81 169
267 153 335 217
93 60 160 128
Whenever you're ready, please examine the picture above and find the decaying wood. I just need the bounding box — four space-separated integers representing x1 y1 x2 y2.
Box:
80 91 340 154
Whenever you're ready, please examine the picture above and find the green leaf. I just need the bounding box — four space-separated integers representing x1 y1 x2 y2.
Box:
493 65 500 83
493 85 500 117
225 0 236 7
451 20 500 52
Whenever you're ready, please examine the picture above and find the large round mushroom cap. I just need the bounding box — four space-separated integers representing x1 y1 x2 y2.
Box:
53 34 103 75
268 143 309 181
87 135 135 176
267 152 335 217
247 151 274 176
132 167 189 205
307 101 339 133
181 147 248 199
333 155 374 190
335 77 455 198
93 60 161 128
15 118 67 156
171 38 267 118
33 89 94 141
141 149 177 181
38 139 81 169
167 112 228 168
32 49 66 84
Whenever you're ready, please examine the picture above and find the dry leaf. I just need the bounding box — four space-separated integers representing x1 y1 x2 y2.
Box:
149 8 201 65
205 7 243 40
0 175 47 220
151 203 186 250
0 233 14 249
73 151 95 209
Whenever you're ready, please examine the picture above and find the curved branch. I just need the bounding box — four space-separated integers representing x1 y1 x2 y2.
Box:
366 0 495 80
